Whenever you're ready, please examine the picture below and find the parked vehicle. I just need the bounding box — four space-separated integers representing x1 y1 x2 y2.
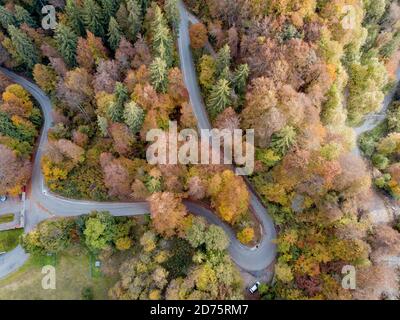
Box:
249 281 261 294
0 195 7 202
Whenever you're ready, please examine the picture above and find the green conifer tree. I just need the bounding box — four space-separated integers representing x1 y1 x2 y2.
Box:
14 5 36 27
65 0 85 36
150 57 169 93
207 79 232 119
107 17 122 51
123 101 145 134
54 23 78 67
82 0 105 36
7 25 39 69
0 6 16 29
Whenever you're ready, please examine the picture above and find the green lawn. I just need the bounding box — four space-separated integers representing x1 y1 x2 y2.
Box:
0 228 23 252
0 214 14 224
0 246 118 300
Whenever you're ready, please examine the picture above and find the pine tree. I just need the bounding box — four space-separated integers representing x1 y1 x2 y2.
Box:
7 25 39 69
97 115 109 137
150 57 168 93
232 63 249 97
124 100 145 134
14 5 36 27
82 0 105 36
109 82 128 122
65 0 85 36
0 6 16 29
54 23 78 67
126 0 141 41
107 17 122 51
107 101 123 122
216 44 231 78
270 126 297 156
139 0 150 16
99 0 117 26
151 6 173 66
207 79 231 119
165 0 180 33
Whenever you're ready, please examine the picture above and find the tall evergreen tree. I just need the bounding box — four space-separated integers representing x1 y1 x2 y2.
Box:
82 0 105 36
150 57 168 93
126 0 141 42
99 0 117 26
270 126 297 156
151 6 173 66
216 44 231 78
97 115 109 137
107 17 122 51
109 82 129 122
165 0 180 33
0 5 16 29
232 64 249 97
54 23 78 67
123 101 145 134
107 101 123 122
207 79 232 119
139 0 150 16
14 5 36 27
7 25 39 69
65 0 85 36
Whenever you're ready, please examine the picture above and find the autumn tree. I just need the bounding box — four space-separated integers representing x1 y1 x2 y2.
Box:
148 192 188 237
0 144 32 195
189 23 207 49
198 54 216 91
208 170 249 224
33 64 58 94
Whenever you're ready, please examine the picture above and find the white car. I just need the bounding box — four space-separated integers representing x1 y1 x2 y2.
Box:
0 195 7 202
249 281 261 294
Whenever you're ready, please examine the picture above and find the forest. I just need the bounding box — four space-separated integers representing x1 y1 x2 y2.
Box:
0 0 400 300
185 0 400 299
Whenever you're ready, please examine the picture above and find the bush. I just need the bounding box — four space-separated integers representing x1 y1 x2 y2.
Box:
237 227 255 244
372 153 390 170
81 287 94 300
358 122 387 157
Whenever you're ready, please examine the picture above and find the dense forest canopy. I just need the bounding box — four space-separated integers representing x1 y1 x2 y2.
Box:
0 0 400 300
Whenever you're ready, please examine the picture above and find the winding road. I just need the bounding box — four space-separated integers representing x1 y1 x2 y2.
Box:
0 2 277 279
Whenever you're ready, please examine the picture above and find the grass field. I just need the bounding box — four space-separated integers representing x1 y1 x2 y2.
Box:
0 246 118 300
0 229 23 252
0 214 14 224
